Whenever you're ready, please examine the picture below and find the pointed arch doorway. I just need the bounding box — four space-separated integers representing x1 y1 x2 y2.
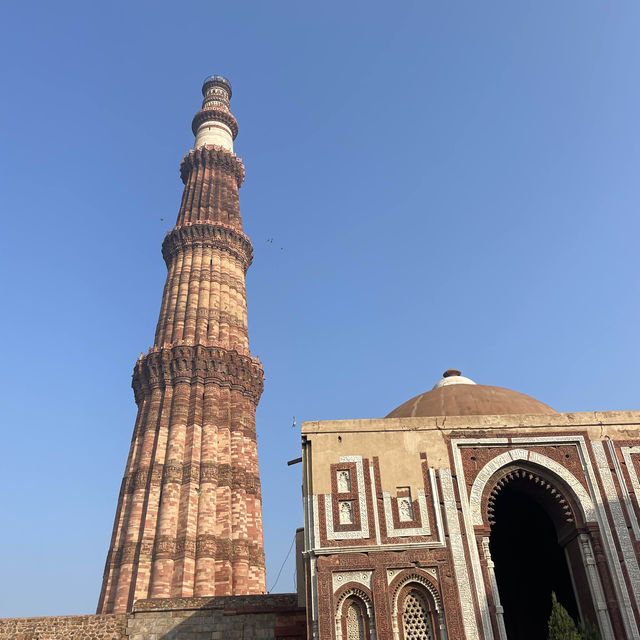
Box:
485 466 593 640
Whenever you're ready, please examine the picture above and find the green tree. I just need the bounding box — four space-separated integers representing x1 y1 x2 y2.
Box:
578 619 602 640
548 592 581 640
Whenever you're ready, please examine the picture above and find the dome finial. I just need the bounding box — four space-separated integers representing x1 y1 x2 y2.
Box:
433 370 476 389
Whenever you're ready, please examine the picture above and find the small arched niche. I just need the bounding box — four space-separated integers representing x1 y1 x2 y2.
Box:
394 582 440 640
335 588 375 640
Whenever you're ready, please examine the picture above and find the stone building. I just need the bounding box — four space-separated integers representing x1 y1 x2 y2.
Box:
301 369 640 639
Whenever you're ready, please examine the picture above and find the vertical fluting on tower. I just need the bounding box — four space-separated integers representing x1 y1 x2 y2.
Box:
97 77 266 614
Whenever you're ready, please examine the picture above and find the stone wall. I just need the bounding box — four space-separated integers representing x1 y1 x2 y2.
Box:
128 594 305 639
0 613 127 640
0 594 305 640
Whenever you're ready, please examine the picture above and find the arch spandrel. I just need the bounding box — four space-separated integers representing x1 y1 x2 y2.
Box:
387 570 442 614
334 582 375 608
468 450 596 527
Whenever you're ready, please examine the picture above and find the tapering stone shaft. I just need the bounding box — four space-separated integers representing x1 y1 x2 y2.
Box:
98 77 266 614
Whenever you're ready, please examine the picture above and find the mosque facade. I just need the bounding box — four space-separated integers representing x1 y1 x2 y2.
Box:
301 369 640 639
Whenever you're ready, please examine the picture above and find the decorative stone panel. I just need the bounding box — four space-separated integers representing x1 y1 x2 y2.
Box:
333 571 373 593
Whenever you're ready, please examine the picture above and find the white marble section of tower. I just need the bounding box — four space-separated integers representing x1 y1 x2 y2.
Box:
193 75 235 151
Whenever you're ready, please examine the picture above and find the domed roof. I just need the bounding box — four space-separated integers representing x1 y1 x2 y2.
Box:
385 369 557 418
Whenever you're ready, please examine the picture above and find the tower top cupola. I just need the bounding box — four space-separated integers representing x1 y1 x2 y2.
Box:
202 75 232 98
192 74 238 151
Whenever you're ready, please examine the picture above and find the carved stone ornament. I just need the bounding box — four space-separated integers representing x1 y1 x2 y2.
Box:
339 501 354 525
324 455 370 541
399 497 414 522
387 567 438 585
333 571 373 593
337 469 351 493
163 461 183 484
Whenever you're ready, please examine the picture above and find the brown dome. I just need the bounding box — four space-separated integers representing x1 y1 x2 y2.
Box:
386 384 557 418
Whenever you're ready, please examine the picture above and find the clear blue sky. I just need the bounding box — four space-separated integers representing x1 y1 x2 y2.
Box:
1 0 640 617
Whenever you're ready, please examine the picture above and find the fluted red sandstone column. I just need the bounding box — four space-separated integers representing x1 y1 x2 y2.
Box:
98 76 266 614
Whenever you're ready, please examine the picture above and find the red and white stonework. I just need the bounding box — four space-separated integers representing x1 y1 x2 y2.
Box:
98 76 266 614
301 371 640 640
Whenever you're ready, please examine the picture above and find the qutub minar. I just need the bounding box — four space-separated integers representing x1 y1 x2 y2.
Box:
1 75 640 640
98 75 267 612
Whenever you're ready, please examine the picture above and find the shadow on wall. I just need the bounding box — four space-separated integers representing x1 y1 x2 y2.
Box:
127 594 306 640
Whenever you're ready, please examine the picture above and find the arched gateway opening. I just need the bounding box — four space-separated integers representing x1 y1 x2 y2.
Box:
487 467 582 640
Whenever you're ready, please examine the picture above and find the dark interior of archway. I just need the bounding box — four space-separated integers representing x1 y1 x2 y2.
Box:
489 483 579 640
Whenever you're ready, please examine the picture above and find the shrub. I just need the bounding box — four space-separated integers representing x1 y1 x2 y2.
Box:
548 592 580 640
547 593 602 640
578 619 602 640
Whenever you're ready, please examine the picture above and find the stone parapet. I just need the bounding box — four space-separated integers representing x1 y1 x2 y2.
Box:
0 595 306 640
128 595 306 640
0 613 127 640
133 592 300 612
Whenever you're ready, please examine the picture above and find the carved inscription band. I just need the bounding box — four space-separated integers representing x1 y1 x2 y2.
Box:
135 420 256 441
120 462 261 496
107 536 264 567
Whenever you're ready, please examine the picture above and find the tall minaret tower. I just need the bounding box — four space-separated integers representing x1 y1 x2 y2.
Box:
98 76 266 613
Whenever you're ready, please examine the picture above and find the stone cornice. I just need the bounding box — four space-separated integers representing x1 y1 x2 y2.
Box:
180 145 245 187
191 108 239 139
302 411 640 434
132 345 264 405
161 222 253 272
